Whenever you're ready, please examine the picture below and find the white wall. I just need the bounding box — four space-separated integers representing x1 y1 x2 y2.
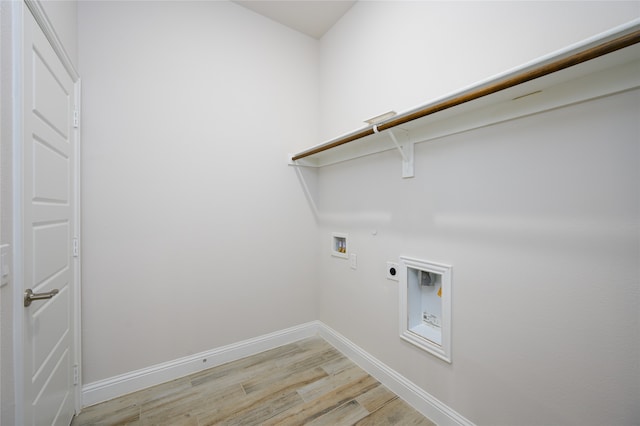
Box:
77 1 320 384
0 3 12 423
41 1 640 424
319 1 640 140
316 2 639 425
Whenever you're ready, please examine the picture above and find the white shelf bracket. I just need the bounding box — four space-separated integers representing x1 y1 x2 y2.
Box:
375 126 414 178
401 140 415 179
386 128 407 161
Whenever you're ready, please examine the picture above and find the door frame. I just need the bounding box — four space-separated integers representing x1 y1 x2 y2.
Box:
11 0 82 422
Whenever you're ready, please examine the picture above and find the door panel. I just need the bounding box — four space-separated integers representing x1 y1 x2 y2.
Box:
32 48 70 139
33 222 69 287
23 6 77 426
33 140 70 203
33 349 72 426
32 287 69 374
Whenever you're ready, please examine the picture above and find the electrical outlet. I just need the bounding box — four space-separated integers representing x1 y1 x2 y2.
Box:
386 262 399 281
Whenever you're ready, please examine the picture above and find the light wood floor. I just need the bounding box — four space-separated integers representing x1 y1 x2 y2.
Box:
72 336 435 426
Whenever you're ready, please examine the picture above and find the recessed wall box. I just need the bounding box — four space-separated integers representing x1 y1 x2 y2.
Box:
399 257 452 363
331 233 348 259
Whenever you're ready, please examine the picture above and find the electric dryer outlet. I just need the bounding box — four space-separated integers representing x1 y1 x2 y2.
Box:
386 262 399 281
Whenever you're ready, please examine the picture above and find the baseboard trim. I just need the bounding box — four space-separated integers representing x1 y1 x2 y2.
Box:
81 321 473 425
317 323 474 426
81 321 320 407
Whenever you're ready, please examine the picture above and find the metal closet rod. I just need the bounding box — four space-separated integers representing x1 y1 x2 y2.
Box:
292 28 640 162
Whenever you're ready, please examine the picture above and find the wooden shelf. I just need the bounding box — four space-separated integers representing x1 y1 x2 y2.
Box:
290 20 640 171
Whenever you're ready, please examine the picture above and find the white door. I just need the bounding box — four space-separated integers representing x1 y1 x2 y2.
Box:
22 6 78 426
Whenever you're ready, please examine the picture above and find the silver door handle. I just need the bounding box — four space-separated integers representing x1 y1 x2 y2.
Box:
24 288 59 307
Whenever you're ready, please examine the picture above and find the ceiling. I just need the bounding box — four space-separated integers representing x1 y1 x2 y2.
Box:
233 1 357 39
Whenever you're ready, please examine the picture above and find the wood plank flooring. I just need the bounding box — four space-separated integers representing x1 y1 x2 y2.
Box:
71 336 436 426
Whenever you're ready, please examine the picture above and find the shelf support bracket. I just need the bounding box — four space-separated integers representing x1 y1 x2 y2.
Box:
401 140 415 178
375 126 414 178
